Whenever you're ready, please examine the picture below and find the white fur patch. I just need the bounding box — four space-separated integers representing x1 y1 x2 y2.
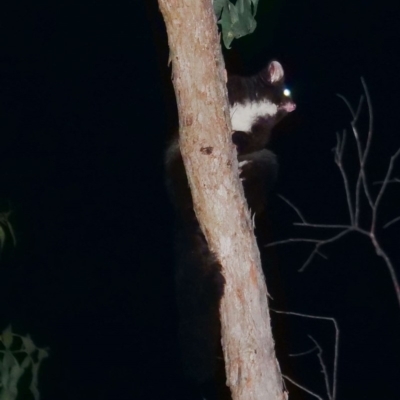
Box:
230 100 278 132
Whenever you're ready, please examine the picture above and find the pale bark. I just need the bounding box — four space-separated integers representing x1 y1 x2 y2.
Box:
158 0 287 399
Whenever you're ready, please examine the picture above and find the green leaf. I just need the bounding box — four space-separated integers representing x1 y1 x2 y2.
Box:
21 356 31 369
21 335 35 355
6 221 16 247
220 4 235 49
2 326 13 349
38 348 49 361
0 227 5 251
213 0 227 18
216 0 258 48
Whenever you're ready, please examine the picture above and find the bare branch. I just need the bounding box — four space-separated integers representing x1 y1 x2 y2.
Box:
336 93 363 121
277 194 308 223
273 310 339 400
353 94 364 123
278 194 350 229
356 79 374 212
308 335 332 400
370 237 400 302
333 130 355 224
289 346 318 357
281 374 325 400
274 81 400 306
298 228 353 272
373 178 400 185
294 223 350 229
372 147 400 231
384 216 400 229
266 238 321 247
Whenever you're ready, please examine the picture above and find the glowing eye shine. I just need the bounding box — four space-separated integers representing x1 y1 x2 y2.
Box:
283 88 291 97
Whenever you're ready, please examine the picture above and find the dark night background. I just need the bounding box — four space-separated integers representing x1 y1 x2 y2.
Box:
0 0 399 399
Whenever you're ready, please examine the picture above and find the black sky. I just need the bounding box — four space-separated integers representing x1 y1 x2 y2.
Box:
0 0 399 399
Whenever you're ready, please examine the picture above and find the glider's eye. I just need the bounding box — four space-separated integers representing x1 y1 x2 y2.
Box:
283 88 291 97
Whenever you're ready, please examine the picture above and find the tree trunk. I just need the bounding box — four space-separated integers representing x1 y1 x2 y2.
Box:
158 0 287 399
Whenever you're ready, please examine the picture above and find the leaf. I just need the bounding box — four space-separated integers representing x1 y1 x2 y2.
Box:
6 221 16 247
38 348 49 361
220 4 235 49
217 0 258 48
0 227 5 251
2 326 13 349
0 329 48 400
213 0 227 18
21 356 31 369
21 335 35 355
9 363 23 398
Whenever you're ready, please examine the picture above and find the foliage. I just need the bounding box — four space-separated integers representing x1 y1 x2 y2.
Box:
0 326 48 400
214 0 259 48
0 213 15 252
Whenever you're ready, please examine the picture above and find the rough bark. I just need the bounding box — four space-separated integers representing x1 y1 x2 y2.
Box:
158 0 287 399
